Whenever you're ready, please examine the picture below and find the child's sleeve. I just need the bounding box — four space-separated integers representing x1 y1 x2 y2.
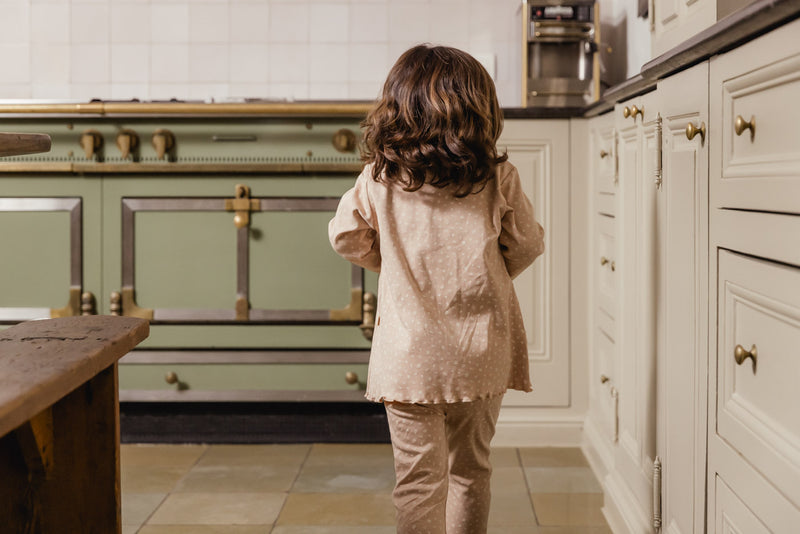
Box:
328 171 382 272
498 165 545 279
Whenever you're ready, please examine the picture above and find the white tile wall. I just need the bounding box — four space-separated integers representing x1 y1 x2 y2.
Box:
1 0 525 106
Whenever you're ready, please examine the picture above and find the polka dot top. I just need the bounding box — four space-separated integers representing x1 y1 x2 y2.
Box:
328 161 544 404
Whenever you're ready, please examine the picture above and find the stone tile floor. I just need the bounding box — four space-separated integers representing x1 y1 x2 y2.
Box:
122 444 612 533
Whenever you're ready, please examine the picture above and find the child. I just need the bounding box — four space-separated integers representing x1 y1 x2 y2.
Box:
328 44 544 534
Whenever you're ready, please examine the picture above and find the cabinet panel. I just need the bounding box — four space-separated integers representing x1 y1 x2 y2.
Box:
714 477 770 534
0 178 101 322
655 61 709 534
595 213 617 322
717 250 800 509
499 120 570 407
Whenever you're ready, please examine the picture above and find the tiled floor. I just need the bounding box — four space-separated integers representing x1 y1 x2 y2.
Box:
121 444 612 533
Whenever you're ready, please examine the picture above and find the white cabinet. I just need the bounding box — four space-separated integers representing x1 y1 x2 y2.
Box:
707 17 800 533
498 120 571 408
651 0 716 57
585 110 619 471
654 61 709 534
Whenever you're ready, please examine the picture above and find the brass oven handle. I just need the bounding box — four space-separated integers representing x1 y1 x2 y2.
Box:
685 122 706 143
734 115 755 138
734 344 757 370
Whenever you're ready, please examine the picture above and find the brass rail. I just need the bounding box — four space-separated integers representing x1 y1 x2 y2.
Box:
0 102 373 117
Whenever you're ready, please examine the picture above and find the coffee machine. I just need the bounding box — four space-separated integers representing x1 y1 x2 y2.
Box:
522 0 600 107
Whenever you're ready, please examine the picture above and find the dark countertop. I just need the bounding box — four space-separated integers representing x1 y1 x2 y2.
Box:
506 0 800 119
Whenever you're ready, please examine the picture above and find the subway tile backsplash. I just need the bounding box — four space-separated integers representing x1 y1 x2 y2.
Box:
2 0 521 106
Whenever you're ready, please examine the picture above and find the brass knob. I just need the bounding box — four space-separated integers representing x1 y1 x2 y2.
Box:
152 129 175 160
345 371 359 385
600 256 609 266
600 374 610 384
622 106 630 118
610 261 616 272
630 105 644 119
734 115 755 138
116 129 139 160
165 371 179 384
685 121 706 143
79 129 103 160
600 150 609 158
109 291 122 316
734 344 757 370
332 128 357 153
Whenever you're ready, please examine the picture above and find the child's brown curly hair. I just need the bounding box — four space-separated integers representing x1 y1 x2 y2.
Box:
361 44 507 197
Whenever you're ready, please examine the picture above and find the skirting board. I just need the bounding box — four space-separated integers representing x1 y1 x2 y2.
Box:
492 413 584 447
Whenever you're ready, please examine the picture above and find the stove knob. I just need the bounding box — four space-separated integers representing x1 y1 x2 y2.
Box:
116 129 139 160
332 128 357 153
79 130 103 160
152 129 176 160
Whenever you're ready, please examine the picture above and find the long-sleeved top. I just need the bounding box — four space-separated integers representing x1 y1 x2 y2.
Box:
328 160 545 403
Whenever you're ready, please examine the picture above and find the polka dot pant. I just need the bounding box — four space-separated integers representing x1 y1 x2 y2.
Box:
384 395 503 534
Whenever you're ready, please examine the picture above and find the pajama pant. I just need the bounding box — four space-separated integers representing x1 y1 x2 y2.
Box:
384 395 504 534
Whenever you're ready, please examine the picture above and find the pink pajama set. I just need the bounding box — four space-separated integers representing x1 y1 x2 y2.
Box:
329 161 544 534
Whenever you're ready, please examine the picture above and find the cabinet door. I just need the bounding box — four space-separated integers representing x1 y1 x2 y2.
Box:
609 91 660 531
651 0 716 57
498 119 570 407
0 177 101 323
655 61 709 534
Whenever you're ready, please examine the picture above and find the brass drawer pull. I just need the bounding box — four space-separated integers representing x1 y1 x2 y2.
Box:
165 371 179 385
734 115 755 138
685 121 706 143
622 106 630 118
345 371 359 385
600 374 610 384
734 344 757 371
630 105 643 119
600 256 609 266
600 149 609 158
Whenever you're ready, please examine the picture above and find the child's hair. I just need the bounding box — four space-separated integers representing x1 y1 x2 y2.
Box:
361 44 508 197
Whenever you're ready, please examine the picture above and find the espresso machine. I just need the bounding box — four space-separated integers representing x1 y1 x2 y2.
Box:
522 0 600 107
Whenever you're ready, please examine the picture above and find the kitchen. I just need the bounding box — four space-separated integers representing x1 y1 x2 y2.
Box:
0 0 798 532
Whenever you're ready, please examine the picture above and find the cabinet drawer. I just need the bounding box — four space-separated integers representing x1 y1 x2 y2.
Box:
119 361 369 402
716 249 800 508
711 17 800 214
595 214 617 320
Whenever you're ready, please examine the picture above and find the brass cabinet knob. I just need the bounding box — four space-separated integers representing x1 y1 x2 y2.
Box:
734 115 755 138
600 150 609 158
685 121 706 143
80 129 103 160
600 256 609 266
734 344 757 370
600 374 610 384
622 106 631 118
116 129 139 160
630 105 644 119
610 261 616 272
345 371 359 385
332 128 357 153
165 371 179 385
152 129 175 160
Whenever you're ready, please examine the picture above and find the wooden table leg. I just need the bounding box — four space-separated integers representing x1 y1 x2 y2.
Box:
0 363 121 533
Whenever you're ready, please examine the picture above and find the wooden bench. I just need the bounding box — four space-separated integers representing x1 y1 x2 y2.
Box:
0 316 149 533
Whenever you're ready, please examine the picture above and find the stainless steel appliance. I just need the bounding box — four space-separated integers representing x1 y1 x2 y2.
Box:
522 0 600 107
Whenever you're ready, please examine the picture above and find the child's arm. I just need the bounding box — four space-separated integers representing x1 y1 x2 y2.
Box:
498 166 545 279
328 172 382 272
